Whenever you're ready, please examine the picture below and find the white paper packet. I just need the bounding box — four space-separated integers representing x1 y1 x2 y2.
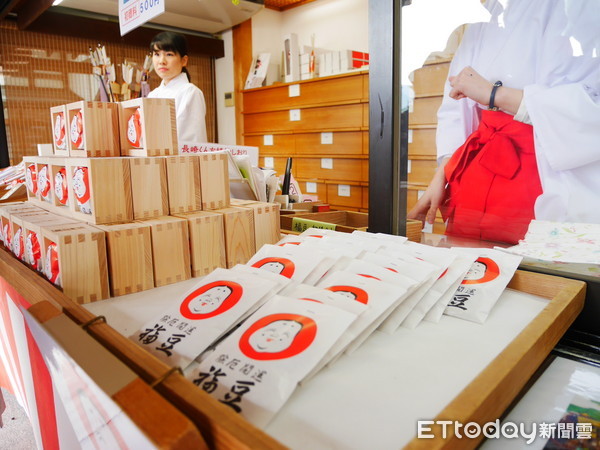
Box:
401 250 463 329
352 229 408 245
130 268 280 369
246 243 328 282
423 252 477 323
444 248 523 323
316 271 407 354
374 248 445 334
185 295 356 427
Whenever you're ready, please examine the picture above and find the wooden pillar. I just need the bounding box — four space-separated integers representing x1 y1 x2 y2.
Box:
232 19 253 145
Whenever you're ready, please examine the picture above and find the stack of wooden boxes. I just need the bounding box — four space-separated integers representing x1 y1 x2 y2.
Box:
4 98 280 304
407 58 450 234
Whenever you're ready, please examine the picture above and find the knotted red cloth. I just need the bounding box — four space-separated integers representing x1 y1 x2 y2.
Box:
443 110 542 244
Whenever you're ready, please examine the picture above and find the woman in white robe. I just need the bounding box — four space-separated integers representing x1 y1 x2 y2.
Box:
409 0 600 241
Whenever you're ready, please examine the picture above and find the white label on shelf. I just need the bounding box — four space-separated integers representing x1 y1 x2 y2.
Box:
321 158 333 170
263 135 274 146
418 190 425 199
264 157 274 168
338 184 351 197
407 160 412 173
290 109 301 121
408 129 413 144
422 222 433 233
408 99 414 113
321 132 333 145
306 182 318 193
288 84 300 97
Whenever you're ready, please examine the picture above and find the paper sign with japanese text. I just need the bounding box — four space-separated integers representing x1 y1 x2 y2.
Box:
119 0 165 36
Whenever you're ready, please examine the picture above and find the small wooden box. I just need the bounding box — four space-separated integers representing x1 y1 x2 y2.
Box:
0 203 39 248
174 211 226 277
93 222 154 296
30 157 54 207
66 101 120 157
213 206 255 268
65 157 133 224
138 216 191 287
50 104 69 156
40 223 110 304
20 212 77 271
165 155 202 214
23 156 39 201
198 153 230 210
129 157 169 219
48 158 71 212
229 200 280 250
119 98 177 157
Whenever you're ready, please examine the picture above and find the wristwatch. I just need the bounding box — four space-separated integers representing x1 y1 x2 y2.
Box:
488 80 503 111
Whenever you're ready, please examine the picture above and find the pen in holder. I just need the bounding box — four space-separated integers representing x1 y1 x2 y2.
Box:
282 157 293 201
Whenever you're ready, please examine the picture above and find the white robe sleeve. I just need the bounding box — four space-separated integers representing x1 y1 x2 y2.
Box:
525 80 600 171
176 85 208 144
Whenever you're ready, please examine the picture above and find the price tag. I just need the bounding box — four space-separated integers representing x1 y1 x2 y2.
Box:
288 84 300 97
290 109 301 121
263 135 274 146
306 182 317 193
408 129 413 144
321 158 333 169
407 159 412 173
264 157 274 168
320 132 333 145
338 184 351 197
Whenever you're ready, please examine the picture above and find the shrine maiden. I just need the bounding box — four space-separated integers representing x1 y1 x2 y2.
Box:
409 0 600 243
148 31 208 144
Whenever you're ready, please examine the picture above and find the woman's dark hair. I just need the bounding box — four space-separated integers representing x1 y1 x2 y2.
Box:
150 31 191 81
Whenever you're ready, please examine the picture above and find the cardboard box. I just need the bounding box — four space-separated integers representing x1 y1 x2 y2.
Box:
40 223 110 304
165 155 202 214
129 157 169 219
119 98 178 157
65 157 133 224
174 211 226 277
66 101 120 157
94 222 154 296
213 207 255 268
50 104 69 156
138 216 191 287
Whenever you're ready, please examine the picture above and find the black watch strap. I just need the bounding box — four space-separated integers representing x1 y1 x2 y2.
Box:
488 80 503 111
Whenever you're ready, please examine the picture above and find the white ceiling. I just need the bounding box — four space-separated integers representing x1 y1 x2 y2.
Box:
56 0 264 34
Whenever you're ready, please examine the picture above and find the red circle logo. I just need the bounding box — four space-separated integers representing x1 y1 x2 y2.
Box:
462 257 500 284
325 285 369 304
251 257 296 278
180 280 243 320
239 313 317 361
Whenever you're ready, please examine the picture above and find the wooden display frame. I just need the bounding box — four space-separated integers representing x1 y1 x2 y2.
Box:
66 101 120 157
119 98 178 157
0 245 585 449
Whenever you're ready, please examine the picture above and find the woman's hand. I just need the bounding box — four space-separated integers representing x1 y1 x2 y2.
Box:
448 66 493 105
407 158 450 225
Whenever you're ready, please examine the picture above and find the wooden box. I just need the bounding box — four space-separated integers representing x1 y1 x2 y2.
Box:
408 157 437 185
229 200 280 250
48 158 71 213
409 95 443 126
20 212 77 272
65 157 133 224
213 206 255 268
40 223 110 303
129 157 169 219
174 211 226 277
119 98 177 157
281 210 368 233
66 101 120 157
50 104 69 156
165 155 202 214
198 153 230 210
29 157 54 207
326 183 363 209
408 126 437 158
0 203 41 248
138 216 191 287
93 222 154 296
23 156 39 201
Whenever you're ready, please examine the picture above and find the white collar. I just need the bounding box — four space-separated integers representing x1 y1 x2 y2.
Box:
159 72 189 89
